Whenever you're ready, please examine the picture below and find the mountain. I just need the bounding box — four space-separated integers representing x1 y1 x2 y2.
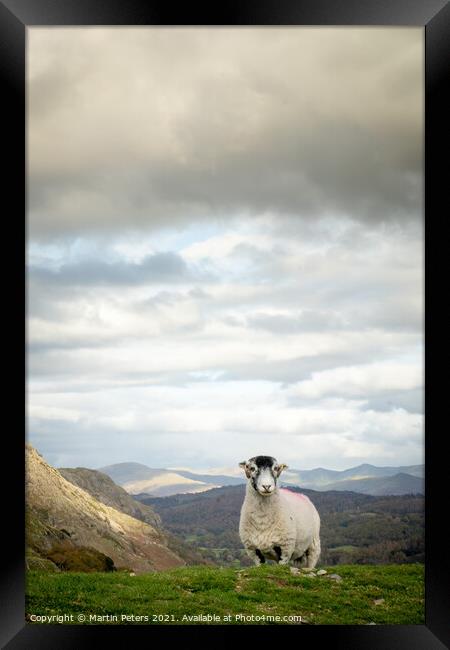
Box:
59 465 212 567
97 462 222 496
276 463 424 494
168 469 244 486
26 444 185 573
282 467 341 487
141 485 424 567
321 472 424 496
58 467 162 527
96 462 163 484
96 460 424 497
340 463 424 479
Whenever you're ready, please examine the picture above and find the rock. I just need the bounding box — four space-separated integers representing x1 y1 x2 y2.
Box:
129 572 136 576
300 567 315 573
304 573 316 578
367 622 376 625
373 598 385 605
290 567 300 575
26 553 61 572
316 569 327 576
328 574 343 582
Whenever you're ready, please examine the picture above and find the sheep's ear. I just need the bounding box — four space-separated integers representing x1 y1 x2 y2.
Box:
276 463 288 476
239 461 251 478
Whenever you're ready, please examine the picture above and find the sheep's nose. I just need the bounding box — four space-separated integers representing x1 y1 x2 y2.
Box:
262 485 272 492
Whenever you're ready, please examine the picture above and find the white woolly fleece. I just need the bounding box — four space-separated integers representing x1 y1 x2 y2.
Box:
239 484 321 567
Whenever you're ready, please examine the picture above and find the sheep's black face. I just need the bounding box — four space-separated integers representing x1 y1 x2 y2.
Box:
239 455 288 497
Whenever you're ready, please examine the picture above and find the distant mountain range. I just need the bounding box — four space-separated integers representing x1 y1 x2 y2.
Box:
282 464 424 496
314 472 423 496
97 461 424 497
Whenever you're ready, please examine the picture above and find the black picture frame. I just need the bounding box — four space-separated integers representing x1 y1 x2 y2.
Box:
2 0 449 647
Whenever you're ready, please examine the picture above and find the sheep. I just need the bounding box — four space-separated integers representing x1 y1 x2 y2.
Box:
238 455 321 567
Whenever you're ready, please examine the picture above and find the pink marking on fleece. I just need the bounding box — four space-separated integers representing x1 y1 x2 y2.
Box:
280 488 310 501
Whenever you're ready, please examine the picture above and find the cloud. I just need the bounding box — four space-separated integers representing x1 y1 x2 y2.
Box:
28 379 423 470
27 218 423 392
289 360 422 400
362 388 423 414
28 28 423 240
26 28 424 470
246 309 347 334
30 251 196 287
285 360 424 414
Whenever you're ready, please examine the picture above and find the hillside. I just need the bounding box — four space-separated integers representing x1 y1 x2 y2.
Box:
142 485 424 567
59 467 162 527
26 564 424 625
26 444 185 573
59 465 212 568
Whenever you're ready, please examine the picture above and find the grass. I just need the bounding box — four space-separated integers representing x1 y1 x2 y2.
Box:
26 563 424 626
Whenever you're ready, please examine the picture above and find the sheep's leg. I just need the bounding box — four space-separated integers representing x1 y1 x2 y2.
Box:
292 553 307 568
278 543 295 565
304 538 321 569
245 548 265 565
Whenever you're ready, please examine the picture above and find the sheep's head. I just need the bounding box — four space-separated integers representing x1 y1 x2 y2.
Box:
239 455 288 496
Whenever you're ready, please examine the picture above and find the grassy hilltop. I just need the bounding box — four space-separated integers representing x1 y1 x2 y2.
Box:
26 563 424 626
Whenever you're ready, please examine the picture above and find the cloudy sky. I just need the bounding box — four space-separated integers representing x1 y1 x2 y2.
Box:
27 28 424 471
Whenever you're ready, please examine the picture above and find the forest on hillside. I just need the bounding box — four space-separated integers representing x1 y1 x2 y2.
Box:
143 486 424 567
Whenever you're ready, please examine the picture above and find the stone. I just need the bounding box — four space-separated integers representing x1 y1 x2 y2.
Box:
328 574 343 582
317 569 327 576
373 598 385 605
290 567 300 575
